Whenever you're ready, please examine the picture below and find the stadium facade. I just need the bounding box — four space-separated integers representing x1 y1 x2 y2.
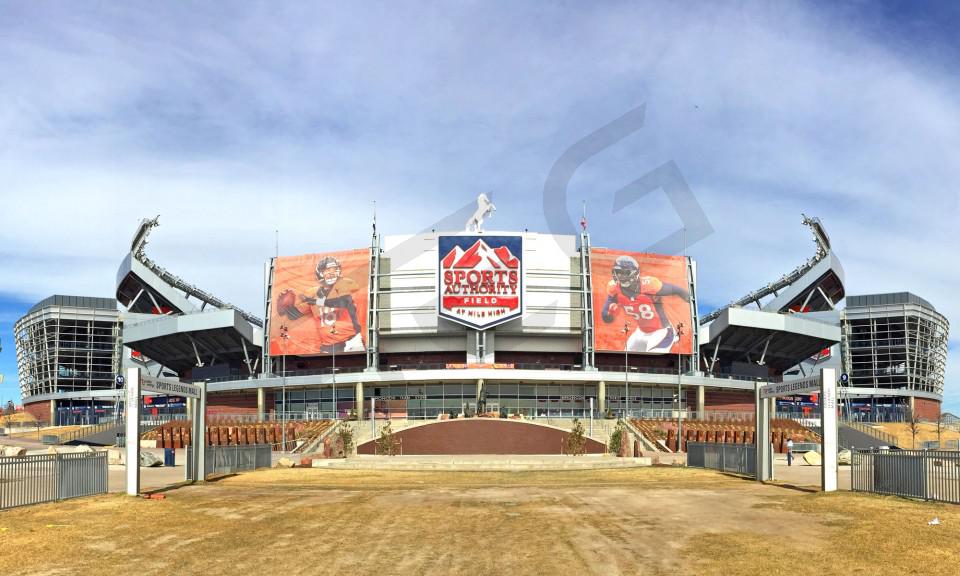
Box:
14 295 122 424
16 206 949 423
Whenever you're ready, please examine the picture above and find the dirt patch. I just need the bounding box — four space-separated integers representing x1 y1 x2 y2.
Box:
0 468 957 575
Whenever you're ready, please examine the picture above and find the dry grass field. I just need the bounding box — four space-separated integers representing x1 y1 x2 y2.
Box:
1 467 958 575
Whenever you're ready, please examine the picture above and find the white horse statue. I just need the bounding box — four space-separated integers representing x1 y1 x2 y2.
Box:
465 193 496 233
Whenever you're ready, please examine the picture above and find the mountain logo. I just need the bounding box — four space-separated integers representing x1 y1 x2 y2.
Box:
438 235 523 330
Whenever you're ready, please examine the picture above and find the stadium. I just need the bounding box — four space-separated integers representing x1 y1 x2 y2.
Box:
12 199 948 453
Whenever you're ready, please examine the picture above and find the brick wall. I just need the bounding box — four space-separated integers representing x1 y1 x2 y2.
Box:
703 389 754 412
207 391 273 415
22 401 50 423
357 419 606 455
914 398 941 421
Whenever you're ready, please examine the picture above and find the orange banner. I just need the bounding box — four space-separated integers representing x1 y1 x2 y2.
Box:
591 248 693 354
269 249 369 356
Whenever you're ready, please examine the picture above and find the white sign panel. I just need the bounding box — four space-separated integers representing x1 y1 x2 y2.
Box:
760 378 820 399
140 375 200 398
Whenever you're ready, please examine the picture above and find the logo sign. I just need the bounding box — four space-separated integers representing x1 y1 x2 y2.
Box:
438 235 523 330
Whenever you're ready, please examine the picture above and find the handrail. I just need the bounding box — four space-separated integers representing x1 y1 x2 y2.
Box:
844 422 899 447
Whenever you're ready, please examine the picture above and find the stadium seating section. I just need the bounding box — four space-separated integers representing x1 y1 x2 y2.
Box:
143 420 334 452
629 418 820 453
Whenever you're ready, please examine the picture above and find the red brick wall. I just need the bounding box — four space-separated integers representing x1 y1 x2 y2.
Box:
207 391 273 416
914 398 941 421
704 389 754 412
357 419 606 455
22 401 50 423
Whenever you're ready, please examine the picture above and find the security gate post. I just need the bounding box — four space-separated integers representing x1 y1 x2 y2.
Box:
125 367 140 496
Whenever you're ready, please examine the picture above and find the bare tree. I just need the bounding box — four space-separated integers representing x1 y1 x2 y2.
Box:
1 401 15 430
906 406 919 450
936 411 946 449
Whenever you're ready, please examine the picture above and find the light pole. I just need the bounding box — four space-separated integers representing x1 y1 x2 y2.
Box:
622 321 630 419
280 324 289 452
676 322 685 452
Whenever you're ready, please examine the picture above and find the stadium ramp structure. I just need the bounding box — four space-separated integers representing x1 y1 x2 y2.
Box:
116 217 263 379
699 215 845 378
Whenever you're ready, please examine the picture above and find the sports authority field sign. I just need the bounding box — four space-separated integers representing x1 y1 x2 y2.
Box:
438 235 523 330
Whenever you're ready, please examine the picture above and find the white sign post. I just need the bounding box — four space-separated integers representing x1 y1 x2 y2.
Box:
820 368 838 493
125 368 202 496
125 368 140 496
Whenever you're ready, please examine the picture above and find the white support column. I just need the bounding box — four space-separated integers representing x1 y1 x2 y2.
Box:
196 382 207 481
755 380 772 482
597 381 606 413
355 382 364 421
821 368 838 492
49 399 56 426
696 385 705 417
257 387 266 423
125 367 141 496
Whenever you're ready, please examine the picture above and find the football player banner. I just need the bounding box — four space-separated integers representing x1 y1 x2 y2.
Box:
269 249 369 356
591 248 693 354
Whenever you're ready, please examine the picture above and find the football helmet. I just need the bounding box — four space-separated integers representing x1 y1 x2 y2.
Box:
612 255 640 288
315 256 341 286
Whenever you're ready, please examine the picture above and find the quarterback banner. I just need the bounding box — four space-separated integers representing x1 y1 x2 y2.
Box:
591 248 693 354
438 235 523 330
269 249 369 356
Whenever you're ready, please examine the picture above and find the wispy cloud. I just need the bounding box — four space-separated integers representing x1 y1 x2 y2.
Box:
0 2 957 408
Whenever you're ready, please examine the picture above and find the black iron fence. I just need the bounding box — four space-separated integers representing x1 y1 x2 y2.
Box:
687 442 764 477
0 452 108 510
852 449 960 504
186 444 273 479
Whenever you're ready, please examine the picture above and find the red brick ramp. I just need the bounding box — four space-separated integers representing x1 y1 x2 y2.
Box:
357 419 606 455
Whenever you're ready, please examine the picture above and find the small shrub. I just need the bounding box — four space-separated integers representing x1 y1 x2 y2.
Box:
566 418 587 456
376 420 399 456
608 420 625 454
338 425 354 457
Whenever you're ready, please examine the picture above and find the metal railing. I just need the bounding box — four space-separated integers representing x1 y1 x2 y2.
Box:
852 449 960 504
844 422 899 447
187 444 273 479
0 452 108 510
687 442 768 478
195 364 785 384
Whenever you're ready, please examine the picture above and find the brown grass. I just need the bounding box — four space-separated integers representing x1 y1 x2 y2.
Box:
0 467 957 576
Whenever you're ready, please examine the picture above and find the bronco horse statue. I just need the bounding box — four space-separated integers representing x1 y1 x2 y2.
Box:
465 192 496 233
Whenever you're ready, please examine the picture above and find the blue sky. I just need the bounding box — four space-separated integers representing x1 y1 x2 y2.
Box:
1 1 958 410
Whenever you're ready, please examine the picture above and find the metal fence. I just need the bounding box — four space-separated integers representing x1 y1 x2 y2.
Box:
687 442 765 477
851 450 960 504
0 452 108 510
186 444 272 479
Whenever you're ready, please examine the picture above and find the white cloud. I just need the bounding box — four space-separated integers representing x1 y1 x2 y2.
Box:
0 2 957 408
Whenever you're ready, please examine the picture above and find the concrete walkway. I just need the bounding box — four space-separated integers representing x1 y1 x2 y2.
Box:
770 455 852 490
309 454 654 471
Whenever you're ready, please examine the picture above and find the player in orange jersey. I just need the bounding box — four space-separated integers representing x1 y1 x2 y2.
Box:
601 255 689 353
